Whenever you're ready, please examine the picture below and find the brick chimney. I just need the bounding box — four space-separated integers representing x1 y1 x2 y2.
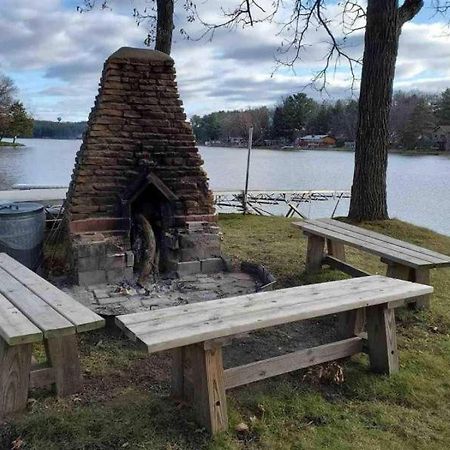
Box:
65 47 222 286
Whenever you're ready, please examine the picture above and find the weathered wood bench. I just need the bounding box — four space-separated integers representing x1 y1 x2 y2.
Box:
0 253 105 417
293 218 450 309
116 275 432 435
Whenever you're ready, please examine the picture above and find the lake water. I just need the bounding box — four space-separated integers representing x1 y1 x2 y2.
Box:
0 138 449 236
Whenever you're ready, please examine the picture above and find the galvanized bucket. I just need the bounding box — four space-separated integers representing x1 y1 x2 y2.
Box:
0 202 45 270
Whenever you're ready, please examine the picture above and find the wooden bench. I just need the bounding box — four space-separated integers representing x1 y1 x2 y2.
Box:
0 253 105 417
116 275 432 435
293 218 450 309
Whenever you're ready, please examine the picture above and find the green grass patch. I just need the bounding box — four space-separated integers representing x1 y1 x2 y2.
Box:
0 141 24 147
3 215 450 449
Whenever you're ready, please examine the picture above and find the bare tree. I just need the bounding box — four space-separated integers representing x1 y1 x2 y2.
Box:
78 0 176 54
78 0 449 221
0 74 17 141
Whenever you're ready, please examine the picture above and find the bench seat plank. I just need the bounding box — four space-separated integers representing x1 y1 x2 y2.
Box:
0 254 104 332
118 276 393 330
0 267 74 338
294 221 433 268
294 219 450 268
116 276 432 353
0 293 43 346
320 218 450 263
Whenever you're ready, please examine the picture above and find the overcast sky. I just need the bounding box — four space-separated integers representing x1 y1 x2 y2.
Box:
1 0 449 122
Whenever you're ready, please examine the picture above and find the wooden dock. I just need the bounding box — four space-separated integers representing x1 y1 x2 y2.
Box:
214 190 351 218
0 187 351 219
0 188 67 205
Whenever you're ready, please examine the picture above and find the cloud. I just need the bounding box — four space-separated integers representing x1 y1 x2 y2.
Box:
0 0 449 121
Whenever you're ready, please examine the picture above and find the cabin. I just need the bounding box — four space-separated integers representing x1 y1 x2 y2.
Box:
297 134 336 148
228 136 246 146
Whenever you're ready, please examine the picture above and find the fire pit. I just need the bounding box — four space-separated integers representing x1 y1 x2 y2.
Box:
66 264 275 318
65 47 222 286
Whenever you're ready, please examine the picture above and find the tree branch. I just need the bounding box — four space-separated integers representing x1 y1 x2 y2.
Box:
398 0 424 26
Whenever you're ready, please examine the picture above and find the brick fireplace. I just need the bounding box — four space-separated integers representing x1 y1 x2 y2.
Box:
65 47 222 286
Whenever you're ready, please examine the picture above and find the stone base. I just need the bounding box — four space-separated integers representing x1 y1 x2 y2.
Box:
71 233 135 287
66 271 260 317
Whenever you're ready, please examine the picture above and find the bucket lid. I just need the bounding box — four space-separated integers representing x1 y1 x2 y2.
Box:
0 202 44 216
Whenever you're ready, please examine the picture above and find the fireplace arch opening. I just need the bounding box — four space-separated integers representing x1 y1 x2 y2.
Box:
122 173 179 281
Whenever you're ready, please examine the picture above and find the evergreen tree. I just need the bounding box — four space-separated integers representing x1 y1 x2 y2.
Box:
436 89 450 125
308 103 332 135
401 100 436 149
281 93 317 140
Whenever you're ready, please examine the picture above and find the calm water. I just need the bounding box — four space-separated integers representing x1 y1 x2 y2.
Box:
1 138 449 236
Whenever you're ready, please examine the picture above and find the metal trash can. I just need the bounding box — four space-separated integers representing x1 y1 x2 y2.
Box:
0 202 45 270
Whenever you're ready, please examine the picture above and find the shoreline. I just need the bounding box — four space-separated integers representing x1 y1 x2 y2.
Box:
0 141 24 148
201 143 449 156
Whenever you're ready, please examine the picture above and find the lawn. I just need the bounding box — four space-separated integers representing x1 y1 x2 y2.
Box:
0 141 23 147
1 215 449 450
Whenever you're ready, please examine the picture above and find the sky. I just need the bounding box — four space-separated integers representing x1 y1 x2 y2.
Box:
0 0 449 122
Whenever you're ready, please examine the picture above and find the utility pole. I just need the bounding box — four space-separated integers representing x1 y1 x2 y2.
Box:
243 126 254 214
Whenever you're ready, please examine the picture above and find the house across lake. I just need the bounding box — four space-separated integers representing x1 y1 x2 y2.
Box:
297 134 336 148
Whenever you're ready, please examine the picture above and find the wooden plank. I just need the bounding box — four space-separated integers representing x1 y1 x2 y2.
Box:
224 337 363 389
0 339 32 417
323 255 371 278
0 267 74 338
0 253 104 333
0 188 66 203
336 309 366 339
171 348 184 399
309 219 449 266
327 239 346 261
45 335 82 397
293 221 428 268
118 277 400 340
185 344 228 434
305 234 325 273
117 276 385 330
367 304 399 375
0 292 43 346
411 268 431 310
299 220 436 266
119 277 430 341
125 278 432 353
320 218 450 264
29 367 56 389
386 262 412 280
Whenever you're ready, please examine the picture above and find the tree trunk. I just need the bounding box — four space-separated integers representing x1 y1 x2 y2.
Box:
155 0 174 55
348 0 401 222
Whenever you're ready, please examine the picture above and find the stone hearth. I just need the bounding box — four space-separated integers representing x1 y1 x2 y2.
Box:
65 47 221 286
66 271 260 317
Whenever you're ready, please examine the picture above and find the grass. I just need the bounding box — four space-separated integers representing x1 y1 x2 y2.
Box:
2 215 450 449
0 141 24 147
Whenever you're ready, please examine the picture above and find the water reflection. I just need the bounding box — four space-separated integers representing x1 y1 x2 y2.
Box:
0 139 448 235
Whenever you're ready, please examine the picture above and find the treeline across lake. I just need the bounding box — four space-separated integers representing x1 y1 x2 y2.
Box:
191 89 450 150
33 120 87 139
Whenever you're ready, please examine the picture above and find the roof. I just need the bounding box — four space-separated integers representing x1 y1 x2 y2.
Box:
300 135 333 141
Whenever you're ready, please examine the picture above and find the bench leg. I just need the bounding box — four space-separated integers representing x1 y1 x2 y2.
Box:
0 339 32 417
44 335 82 397
385 262 411 281
172 343 228 435
327 239 346 261
366 304 399 375
337 309 366 339
386 262 431 310
410 268 431 310
305 234 325 274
